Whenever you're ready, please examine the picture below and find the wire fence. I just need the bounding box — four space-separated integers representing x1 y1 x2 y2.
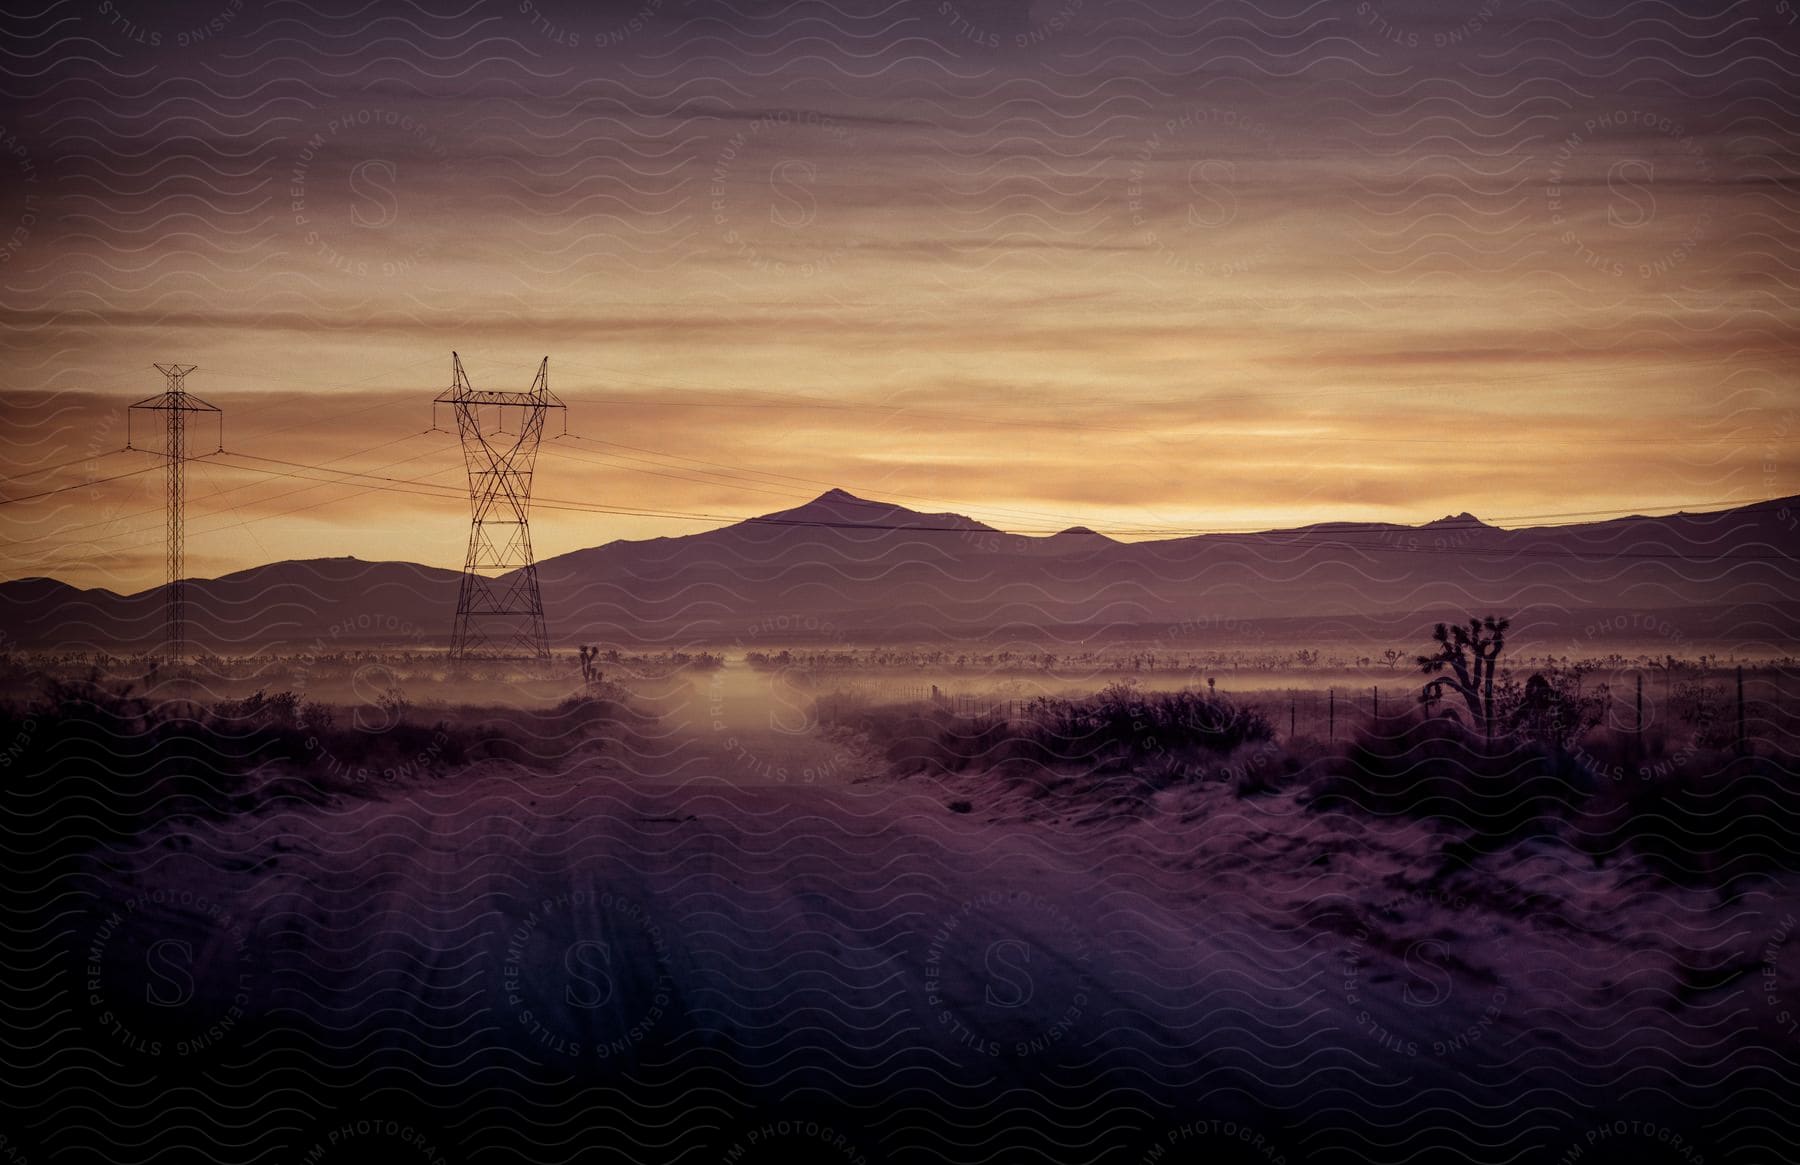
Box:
891 667 1798 757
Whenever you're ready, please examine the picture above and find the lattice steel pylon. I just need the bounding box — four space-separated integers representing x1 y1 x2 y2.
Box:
434 352 564 664
127 363 222 661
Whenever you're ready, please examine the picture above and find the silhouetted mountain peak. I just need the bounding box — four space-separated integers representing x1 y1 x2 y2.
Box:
7 492 1797 649
746 489 999 534
1046 525 1117 545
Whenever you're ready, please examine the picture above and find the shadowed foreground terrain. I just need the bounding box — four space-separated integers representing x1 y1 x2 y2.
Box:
3 668 1798 1163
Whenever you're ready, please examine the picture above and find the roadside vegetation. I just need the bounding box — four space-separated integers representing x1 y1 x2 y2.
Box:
816 682 1272 781
0 671 651 867
817 614 1800 892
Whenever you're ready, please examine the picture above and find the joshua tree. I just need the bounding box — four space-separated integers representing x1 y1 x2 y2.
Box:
577 644 602 691
1417 615 1510 739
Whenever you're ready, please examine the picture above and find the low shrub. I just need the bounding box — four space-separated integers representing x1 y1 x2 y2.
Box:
1308 710 1591 838
1310 710 1800 884
1570 747 1800 885
0 675 648 865
815 681 1273 782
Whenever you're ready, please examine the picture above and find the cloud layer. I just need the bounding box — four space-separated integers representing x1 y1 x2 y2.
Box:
1 0 1796 589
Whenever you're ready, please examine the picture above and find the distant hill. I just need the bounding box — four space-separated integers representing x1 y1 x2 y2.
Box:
3 491 1796 653
0 557 462 654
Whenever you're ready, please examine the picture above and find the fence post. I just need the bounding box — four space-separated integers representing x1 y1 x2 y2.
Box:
1636 673 1643 744
1290 692 1296 739
1371 685 1378 720
1737 665 1746 756
1329 689 1335 741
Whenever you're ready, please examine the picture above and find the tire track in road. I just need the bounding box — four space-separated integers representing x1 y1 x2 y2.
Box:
60 741 1578 1162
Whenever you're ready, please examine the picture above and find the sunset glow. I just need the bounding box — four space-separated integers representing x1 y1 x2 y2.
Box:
3 1 1794 591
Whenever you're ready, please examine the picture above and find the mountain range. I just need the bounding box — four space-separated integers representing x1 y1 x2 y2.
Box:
3 490 1796 653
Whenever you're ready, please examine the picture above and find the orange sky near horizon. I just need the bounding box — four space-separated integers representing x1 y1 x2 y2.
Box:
2 0 1796 592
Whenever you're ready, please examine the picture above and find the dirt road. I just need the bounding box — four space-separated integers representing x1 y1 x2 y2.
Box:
11 725 1768 1163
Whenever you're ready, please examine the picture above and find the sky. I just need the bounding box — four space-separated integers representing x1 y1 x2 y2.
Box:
1 0 1797 592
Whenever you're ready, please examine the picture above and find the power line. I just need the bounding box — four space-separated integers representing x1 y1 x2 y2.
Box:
0 433 441 549
196 451 1797 560
0 453 179 506
208 451 742 521
217 450 474 499
0 449 132 485
6 458 466 572
165 455 463 559
17 439 1796 548
17 436 1787 542
14 448 1793 573
216 451 1799 538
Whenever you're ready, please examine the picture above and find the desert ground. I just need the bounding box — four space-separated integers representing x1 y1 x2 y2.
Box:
5 650 1796 1163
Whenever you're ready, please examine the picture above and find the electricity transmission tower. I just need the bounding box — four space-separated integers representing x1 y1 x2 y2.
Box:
127 363 222 661
434 353 563 664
